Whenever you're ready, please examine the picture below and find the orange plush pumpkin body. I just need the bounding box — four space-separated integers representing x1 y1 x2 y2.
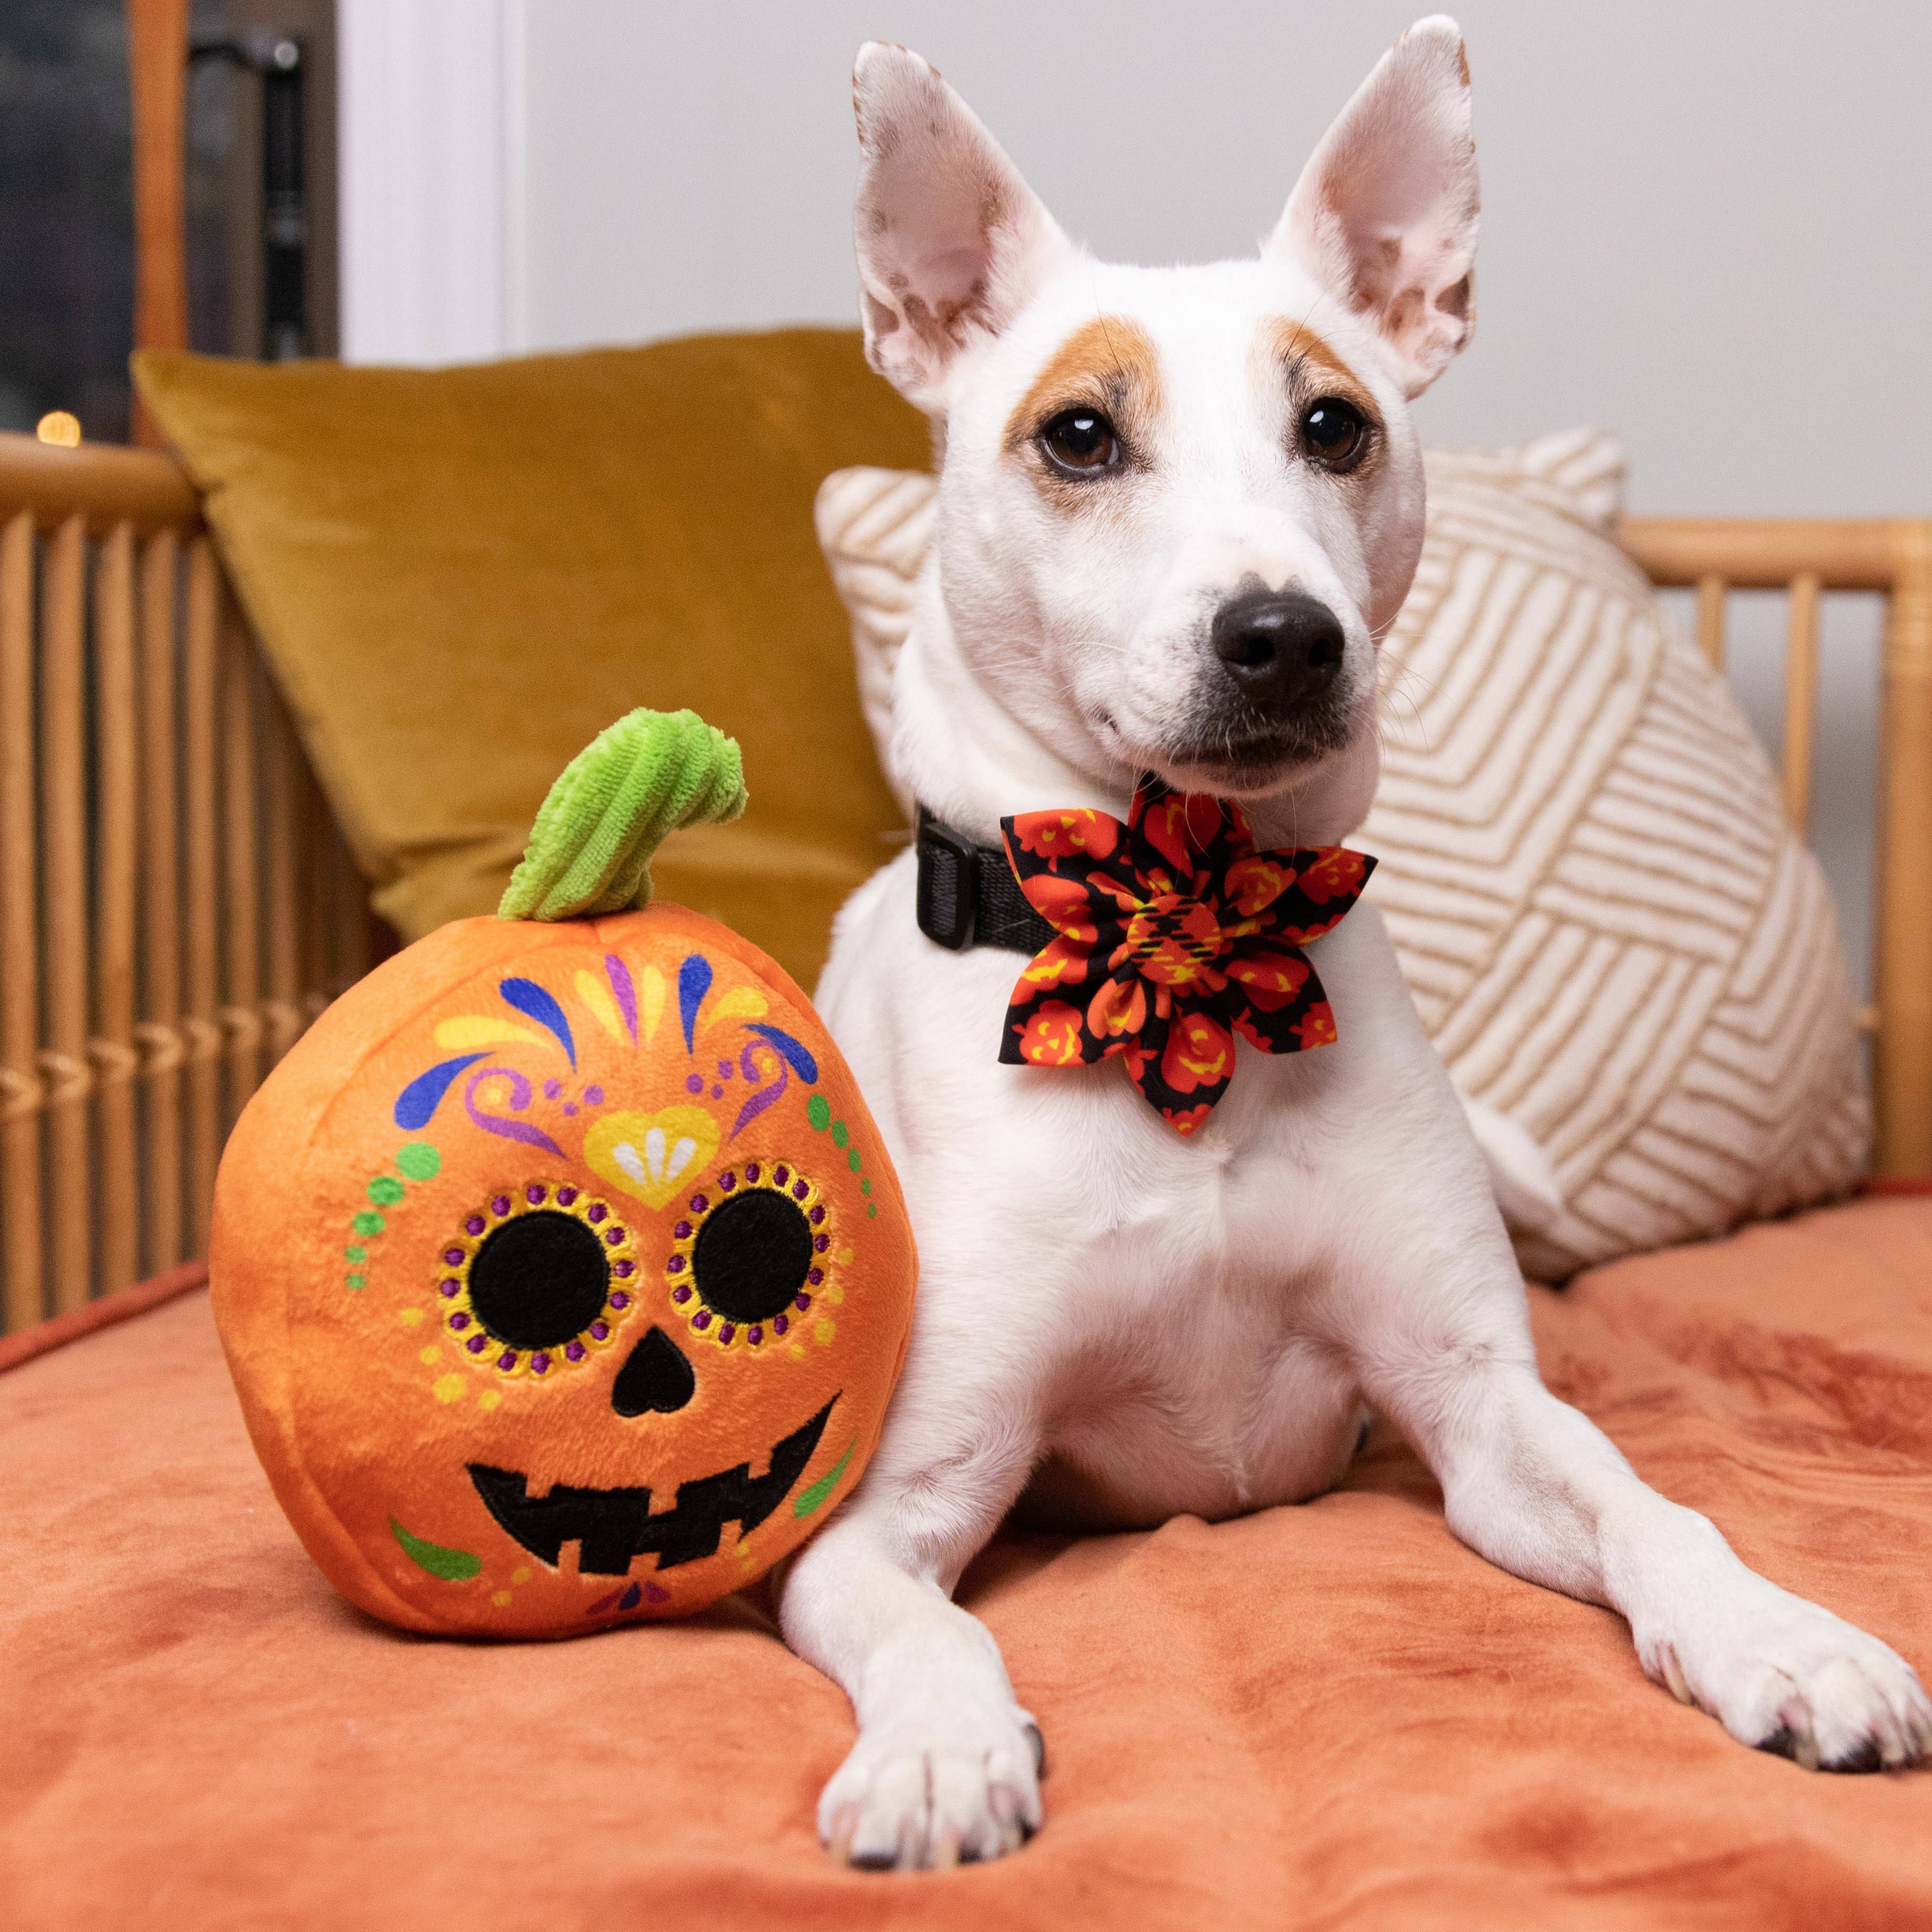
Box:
212 905 915 1636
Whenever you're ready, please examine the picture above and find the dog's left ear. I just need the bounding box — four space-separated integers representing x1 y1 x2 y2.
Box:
1267 16 1479 398
851 43 1073 413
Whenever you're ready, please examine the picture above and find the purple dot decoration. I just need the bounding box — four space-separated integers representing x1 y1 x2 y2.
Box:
526 1183 546 1204
795 1292 812 1312
814 1235 829 1254
583 1085 603 1105
720 1172 737 1193
774 1166 789 1186
449 1313 470 1331
673 1220 691 1240
773 1314 789 1336
609 1291 630 1310
444 1247 465 1265
717 1059 733 1079
718 1323 735 1344
464 1216 485 1236
612 1259 634 1279
491 1194 510 1217
808 1267 824 1286
792 1181 809 1201
808 1206 825 1226
603 1227 625 1247
543 1079 561 1100
745 1163 760 1183
692 1310 711 1330
589 1321 609 1341
710 1085 724 1100
467 1335 488 1354
558 1186 578 1206
666 1254 686 1274
689 1194 708 1214
531 1354 550 1375
497 1350 517 1370
587 1202 607 1224
747 1326 763 1346
440 1277 460 1296
563 1104 578 1116
564 1340 586 1362
686 1074 704 1095
671 1285 691 1304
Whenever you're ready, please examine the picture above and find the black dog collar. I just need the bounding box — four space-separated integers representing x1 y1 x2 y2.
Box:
914 810 1055 955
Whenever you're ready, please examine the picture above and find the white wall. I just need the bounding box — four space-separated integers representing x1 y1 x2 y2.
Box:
512 0 1931 522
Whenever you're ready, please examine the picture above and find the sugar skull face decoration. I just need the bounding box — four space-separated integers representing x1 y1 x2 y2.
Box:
211 712 917 1636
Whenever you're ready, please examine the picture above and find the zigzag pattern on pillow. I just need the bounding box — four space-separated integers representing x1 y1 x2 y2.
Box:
1372 441 1866 1275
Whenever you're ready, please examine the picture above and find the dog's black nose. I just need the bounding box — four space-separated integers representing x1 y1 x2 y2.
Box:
1210 589 1345 713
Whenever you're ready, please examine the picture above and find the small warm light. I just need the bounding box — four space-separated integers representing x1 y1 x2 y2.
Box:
36 411 81 448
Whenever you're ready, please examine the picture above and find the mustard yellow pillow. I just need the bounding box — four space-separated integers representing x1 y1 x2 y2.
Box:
133 331 929 988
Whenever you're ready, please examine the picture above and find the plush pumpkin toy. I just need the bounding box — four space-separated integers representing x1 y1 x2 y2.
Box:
211 710 916 1636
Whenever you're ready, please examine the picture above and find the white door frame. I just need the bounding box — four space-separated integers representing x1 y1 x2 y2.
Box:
336 0 528 365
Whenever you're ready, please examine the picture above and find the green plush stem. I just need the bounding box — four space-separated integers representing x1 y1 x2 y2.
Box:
498 708 746 922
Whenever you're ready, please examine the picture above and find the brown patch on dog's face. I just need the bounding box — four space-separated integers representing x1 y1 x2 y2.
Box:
1256 318 1384 479
1003 315 1163 506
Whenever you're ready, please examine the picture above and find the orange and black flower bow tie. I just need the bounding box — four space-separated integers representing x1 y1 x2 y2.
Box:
997 776 1375 1136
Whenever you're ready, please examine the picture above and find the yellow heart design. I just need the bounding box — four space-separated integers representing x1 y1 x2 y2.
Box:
583 1106 720 1211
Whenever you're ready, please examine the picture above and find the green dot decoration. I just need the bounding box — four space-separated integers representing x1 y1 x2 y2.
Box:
805 1090 878 1215
395 1142 442 1181
342 1143 443 1292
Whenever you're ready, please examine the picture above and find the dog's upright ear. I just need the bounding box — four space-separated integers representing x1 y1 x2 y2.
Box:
1268 16 1479 398
851 43 1072 413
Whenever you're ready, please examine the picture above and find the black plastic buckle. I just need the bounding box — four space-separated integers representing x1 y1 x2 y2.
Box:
916 810 979 950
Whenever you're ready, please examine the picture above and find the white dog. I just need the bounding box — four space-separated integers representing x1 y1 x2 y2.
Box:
775 18 1931 1870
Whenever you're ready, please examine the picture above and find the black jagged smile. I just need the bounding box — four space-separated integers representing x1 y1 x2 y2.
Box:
467 1395 837 1573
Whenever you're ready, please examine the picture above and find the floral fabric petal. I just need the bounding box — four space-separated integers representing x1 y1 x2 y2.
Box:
997 775 1373 1132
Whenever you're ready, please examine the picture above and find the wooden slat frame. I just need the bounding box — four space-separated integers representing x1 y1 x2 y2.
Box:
1620 516 1932 1176
0 435 372 1331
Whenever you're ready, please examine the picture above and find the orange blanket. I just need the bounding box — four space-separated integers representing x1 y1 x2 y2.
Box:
5 1196 1931 1930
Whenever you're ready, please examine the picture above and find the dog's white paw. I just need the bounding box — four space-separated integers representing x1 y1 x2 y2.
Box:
1643 1584 1932 1771
819 1702 1045 1870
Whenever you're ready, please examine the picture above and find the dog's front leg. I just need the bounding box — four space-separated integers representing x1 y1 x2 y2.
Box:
777 1407 1045 1869
1352 1280 1932 1770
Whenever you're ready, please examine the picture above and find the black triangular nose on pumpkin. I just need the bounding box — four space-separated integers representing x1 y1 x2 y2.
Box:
611 1325 696 1416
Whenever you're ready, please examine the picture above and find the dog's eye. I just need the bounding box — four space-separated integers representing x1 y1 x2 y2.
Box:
1039 408 1120 477
1300 397 1370 472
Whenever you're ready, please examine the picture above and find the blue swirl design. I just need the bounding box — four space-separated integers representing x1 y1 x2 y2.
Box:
393 1052 489 1130
498 976 576 1067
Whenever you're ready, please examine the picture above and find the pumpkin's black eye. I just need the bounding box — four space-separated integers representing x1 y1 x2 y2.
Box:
1039 407 1121 477
468 1211 611 1350
1300 396 1371 472
692 1188 814 1325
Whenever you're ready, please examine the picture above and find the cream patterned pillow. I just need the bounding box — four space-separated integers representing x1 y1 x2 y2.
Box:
813 434 1869 1276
